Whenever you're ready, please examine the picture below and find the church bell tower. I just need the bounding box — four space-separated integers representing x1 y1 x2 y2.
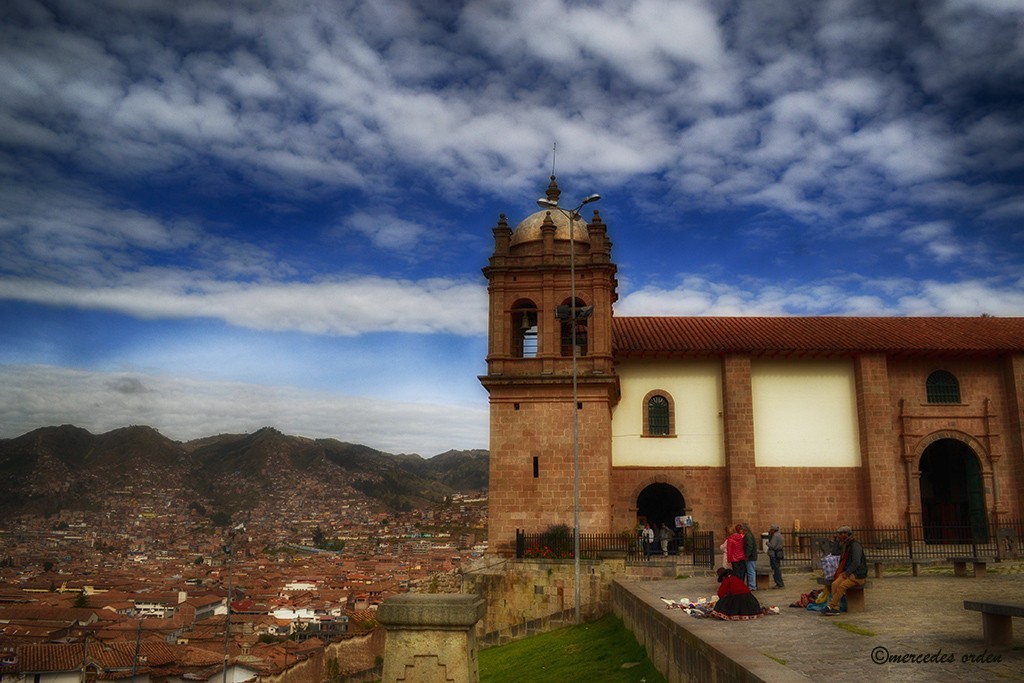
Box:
480 177 619 554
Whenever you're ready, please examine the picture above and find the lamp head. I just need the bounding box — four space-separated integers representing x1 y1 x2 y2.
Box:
537 194 600 211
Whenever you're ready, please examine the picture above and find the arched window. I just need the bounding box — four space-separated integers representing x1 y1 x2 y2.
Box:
643 390 675 437
511 301 538 358
558 298 591 357
926 370 961 404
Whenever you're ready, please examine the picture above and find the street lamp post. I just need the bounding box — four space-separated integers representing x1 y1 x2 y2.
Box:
537 191 600 625
222 524 242 683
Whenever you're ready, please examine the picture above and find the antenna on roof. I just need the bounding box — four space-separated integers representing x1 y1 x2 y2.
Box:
551 141 557 177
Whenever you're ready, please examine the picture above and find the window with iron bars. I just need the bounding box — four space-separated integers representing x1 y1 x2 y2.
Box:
926 370 960 404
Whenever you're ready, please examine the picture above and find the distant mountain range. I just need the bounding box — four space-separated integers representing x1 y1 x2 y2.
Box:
0 425 489 520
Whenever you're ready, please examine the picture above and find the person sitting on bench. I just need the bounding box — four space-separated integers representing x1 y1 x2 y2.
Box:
822 525 867 616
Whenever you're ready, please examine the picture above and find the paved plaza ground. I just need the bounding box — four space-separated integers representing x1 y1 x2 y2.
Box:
622 563 1024 681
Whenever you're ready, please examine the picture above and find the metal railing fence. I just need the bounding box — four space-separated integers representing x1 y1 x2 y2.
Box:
513 519 1023 569
515 527 716 567
774 519 1024 567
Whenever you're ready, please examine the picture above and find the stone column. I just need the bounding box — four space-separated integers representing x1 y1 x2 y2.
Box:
377 593 487 683
854 354 900 526
722 355 758 524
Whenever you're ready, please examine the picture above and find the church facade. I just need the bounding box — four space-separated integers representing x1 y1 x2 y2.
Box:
481 178 1024 554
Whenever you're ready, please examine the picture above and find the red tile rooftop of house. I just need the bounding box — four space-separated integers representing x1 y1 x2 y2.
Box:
612 316 1024 357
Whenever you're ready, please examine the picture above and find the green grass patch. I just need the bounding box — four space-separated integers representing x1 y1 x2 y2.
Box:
479 614 666 683
834 621 875 636
763 653 787 665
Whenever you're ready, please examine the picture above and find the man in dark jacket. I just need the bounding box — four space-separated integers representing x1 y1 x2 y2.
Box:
822 525 867 616
766 524 785 589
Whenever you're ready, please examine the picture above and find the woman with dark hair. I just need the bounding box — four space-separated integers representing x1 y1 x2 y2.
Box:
710 567 765 621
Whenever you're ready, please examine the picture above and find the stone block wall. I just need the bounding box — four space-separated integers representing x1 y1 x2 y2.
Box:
609 465 869 543
461 557 631 646
612 580 797 683
486 382 614 553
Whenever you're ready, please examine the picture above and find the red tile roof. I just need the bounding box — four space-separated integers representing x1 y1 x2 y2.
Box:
16 644 87 673
612 316 1024 358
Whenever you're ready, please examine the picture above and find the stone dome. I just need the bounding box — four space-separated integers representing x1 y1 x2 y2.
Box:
509 175 591 247
509 208 590 247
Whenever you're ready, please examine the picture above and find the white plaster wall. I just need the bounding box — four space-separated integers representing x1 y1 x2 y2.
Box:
612 359 725 467
751 359 861 467
39 672 84 683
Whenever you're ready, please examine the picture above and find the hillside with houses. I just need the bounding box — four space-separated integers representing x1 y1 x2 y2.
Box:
0 425 489 682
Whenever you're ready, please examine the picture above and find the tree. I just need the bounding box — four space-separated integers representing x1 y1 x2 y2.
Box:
325 658 340 679
74 591 89 608
311 525 326 548
210 511 232 528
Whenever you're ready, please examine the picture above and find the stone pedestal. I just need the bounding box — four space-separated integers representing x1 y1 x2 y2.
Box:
377 593 487 683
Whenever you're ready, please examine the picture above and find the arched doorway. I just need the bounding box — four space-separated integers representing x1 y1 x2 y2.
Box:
919 439 988 543
637 483 686 554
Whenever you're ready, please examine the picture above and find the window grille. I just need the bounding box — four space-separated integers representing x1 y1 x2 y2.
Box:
926 370 961 404
648 395 670 435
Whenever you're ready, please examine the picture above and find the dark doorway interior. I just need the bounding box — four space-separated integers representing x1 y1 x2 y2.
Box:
920 439 988 543
637 483 686 552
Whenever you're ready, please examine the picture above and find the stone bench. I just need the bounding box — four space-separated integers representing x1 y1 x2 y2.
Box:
963 600 1024 647
947 556 995 577
870 558 943 578
816 577 872 612
755 567 772 591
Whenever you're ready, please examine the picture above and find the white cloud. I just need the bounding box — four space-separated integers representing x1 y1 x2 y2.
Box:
0 275 488 336
615 273 1023 317
2 0 1021 459
898 280 1024 316
899 221 962 263
2 0 1020 235
0 364 488 455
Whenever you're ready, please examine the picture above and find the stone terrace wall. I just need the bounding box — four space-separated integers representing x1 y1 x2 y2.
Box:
611 580 797 683
460 556 683 646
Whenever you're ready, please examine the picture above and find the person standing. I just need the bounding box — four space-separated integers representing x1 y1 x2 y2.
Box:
657 523 672 556
726 524 747 583
641 522 655 560
742 523 758 591
822 525 867 616
766 524 785 589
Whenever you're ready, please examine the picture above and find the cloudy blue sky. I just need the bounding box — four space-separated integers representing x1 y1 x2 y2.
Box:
1 0 1023 455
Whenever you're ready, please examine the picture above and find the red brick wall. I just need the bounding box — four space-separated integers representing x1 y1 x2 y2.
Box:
855 354 900 525
886 357 1022 522
487 383 613 552
1005 355 1024 521
610 467 728 535
722 356 757 523
609 465 868 539
488 352 1024 553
